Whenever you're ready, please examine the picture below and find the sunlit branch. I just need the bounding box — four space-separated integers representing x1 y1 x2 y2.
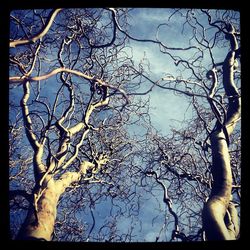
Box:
203 22 241 241
10 9 62 48
9 67 128 103
20 80 46 180
9 57 26 74
20 81 40 151
61 129 90 171
26 41 42 77
92 9 117 48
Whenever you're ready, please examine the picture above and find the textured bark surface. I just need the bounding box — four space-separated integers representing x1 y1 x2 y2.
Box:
202 23 241 240
16 161 101 240
203 130 233 240
17 181 59 241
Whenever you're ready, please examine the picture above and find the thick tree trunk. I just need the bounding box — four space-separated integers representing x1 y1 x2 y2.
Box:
203 130 233 240
16 162 95 241
202 23 240 240
17 180 60 241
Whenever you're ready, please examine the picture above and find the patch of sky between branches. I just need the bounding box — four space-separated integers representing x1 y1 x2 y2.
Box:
126 43 192 135
149 90 192 135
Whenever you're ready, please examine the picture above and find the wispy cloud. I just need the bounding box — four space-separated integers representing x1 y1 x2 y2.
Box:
149 91 192 134
126 20 193 134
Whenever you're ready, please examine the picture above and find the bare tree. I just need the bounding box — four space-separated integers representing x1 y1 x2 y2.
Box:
9 8 241 242
9 8 151 241
129 9 241 241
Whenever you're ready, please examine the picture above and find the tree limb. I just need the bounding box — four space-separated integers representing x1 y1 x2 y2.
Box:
10 9 62 48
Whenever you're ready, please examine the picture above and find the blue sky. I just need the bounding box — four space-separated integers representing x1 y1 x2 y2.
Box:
126 8 194 134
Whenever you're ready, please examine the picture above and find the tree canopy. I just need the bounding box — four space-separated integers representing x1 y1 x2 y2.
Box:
9 8 241 242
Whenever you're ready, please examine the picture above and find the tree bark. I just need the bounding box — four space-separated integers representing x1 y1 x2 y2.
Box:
16 179 60 241
16 161 99 241
10 9 62 48
202 130 233 240
202 23 241 240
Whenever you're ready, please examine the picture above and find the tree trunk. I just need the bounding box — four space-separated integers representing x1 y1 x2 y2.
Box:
16 163 93 241
16 179 60 241
202 130 234 240
202 23 240 240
